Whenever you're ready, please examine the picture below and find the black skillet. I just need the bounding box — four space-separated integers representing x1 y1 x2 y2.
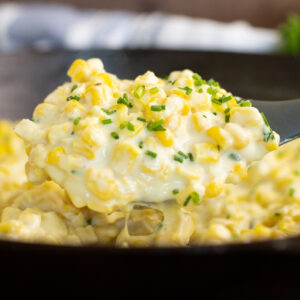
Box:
0 50 300 297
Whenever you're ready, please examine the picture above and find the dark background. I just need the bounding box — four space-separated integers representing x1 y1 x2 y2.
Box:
3 0 300 28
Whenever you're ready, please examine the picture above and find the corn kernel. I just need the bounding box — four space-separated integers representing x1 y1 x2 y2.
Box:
81 126 105 147
230 107 262 127
206 126 233 150
72 141 95 160
192 112 210 131
190 92 211 112
155 129 174 147
204 181 224 198
194 142 219 163
47 147 66 164
225 123 250 150
67 59 88 82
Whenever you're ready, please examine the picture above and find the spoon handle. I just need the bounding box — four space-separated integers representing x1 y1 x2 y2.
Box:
251 99 300 145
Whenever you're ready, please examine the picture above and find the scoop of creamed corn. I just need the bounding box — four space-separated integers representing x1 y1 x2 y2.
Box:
14 58 279 217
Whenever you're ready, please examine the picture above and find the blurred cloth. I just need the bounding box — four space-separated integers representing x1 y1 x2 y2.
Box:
0 2 280 53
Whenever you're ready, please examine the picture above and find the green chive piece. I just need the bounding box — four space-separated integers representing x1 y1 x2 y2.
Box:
168 80 176 85
174 155 183 163
212 112 217 116
137 117 146 122
164 75 169 81
184 195 192 206
71 170 77 174
151 105 166 112
102 119 112 125
225 115 230 123
274 212 281 217
70 84 78 93
138 141 144 149
194 80 203 86
178 151 188 159
172 189 179 195
229 152 241 161
224 107 230 114
289 188 296 197
117 93 132 108
180 86 193 95
127 122 135 131
147 119 166 132
192 73 201 81
212 98 222 105
71 131 75 135
240 100 252 107
149 87 159 94
261 112 270 127
134 85 145 99
207 87 218 96
67 95 80 101
188 153 194 162
208 78 220 87
87 218 92 225
198 88 204 93
111 132 119 140
217 145 221 151
120 121 127 130
191 191 201 205
73 117 81 125
146 150 157 159
219 95 232 103
101 108 116 115
294 170 300 176
156 222 163 231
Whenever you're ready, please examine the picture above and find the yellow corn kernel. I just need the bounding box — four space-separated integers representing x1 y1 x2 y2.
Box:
155 129 174 147
112 142 140 175
116 105 128 124
190 93 211 112
47 147 66 164
0 221 22 233
206 126 232 150
168 89 190 100
67 59 88 82
84 85 109 106
182 101 191 116
91 73 119 91
81 126 104 147
204 224 231 240
25 145 32 156
33 103 56 119
193 142 219 163
253 224 271 236
86 168 118 201
72 141 95 160
204 181 224 198
86 58 104 75
230 107 262 127
165 114 181 132
225 123 250 150
227 163 248 184
265 132 280 151
226 97 239 108
192 112 209 132
64 100 85 114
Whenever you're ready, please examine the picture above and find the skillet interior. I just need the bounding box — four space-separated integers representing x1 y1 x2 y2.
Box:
1 49 300 294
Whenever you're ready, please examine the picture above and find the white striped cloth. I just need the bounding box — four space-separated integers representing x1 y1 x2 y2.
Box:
0 2 280 53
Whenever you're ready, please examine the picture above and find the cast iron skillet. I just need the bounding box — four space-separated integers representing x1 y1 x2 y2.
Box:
0 50 300 297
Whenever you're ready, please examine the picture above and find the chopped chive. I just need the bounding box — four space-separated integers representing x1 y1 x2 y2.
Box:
207 87 218 96
240 100 252 107
120 121 127 130
198 88 204 93
151 105 166 112
134 85 145 99
225 115 230 123
184 195 192 206
137 117 146 122
147 119 166 132
219 95 232 103
73 117 81 125
127 122 135 131
212 98 222 105
174 155 183 163
188 152 194 162
192 73 201 81
274 212 281 217
249 220 254 229
70 84 78 93
102 119 112 125
191 191 201 205
202 114 207 118
217 145 221 151
180 86 193 95
149 87 159 94
156 222 164 231
289 188 296 197
264 128 275 142
208 78 220 87
168 80 176 85
172 189 179 195
224 107 231 114
178 151 188 159
212 112 217 116
294 170 300 176
87 218 92 225
261 112 270 127
111 132 119 139
67 95 80 101
117 93 132 108
164 75 169 80
71 131 75 135
71 170 77 174
194 80 204 86
229 152 241 161
101 108 116 115
138 141 144 149
146 150 157 159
